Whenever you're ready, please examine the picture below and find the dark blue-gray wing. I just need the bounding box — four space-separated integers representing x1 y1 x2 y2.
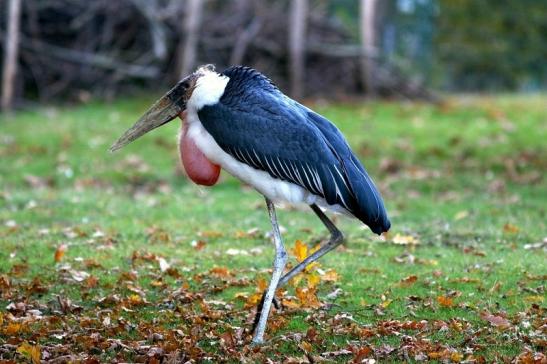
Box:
197 94 390 234
305 109 390 233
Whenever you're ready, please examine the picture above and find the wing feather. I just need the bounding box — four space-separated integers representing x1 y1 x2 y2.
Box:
196 67 390 234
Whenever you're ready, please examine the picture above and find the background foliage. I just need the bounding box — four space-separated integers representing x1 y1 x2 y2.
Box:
0 0 545 104
435 0 547 91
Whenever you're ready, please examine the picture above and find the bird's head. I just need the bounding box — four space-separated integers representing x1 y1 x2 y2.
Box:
109 64 218 152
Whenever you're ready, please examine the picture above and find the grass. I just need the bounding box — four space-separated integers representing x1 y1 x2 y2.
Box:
0 94 545 362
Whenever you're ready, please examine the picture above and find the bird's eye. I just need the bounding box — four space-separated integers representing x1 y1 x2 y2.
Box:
181 80 190 89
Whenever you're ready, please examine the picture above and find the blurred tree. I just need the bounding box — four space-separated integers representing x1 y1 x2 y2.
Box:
1 0 22 111
0 0 440 103
436 0 547 90
289 0 308 99
360 0 379 95
177 0 205 79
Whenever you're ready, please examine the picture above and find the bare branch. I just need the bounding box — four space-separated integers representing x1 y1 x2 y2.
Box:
15 35 159 78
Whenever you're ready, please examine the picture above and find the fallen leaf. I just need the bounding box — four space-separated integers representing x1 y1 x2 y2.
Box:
399 275 418 287
54 244 67 262
321 269 339 282
480 312 511 329
292 240 308 262
523 238 547 250
17 341 41 364
190 240 206 251
300 340 312 353
503 223 519 234
391 233 420 245
219 330 235 349
157 257 170 272
296 287 321 308
307 273 321 289
437 295 454 308
70 270 90 282
4 322 23 335
85 276 99 288
225 248 250 256
245 278 268 308
353 346 373 363
291 240 319 272
514 351 546 364
146 226 171 243
210 266 231 278
451 351 463 363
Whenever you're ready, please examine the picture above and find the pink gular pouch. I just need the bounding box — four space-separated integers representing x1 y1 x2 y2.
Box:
178 112 221 186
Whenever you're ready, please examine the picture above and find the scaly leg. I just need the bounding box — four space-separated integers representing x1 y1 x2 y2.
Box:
252 204 344 332
251 198 288 345
277 204 344 287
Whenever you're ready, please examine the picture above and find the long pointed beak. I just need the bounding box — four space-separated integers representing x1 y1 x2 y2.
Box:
109 82 188 152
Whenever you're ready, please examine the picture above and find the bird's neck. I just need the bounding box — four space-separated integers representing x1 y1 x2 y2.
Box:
187 71 229 111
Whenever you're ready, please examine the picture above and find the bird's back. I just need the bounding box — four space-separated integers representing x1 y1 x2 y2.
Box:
198 66 390 234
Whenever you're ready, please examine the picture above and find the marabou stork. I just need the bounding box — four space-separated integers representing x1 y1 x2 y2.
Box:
110 64 391 344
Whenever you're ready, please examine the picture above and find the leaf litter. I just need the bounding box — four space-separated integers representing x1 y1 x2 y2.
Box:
1 237 544 363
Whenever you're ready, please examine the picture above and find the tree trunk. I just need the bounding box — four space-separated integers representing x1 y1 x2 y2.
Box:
176 0 204 79
2 0 22 111
289 0 308 99
360 0 378 96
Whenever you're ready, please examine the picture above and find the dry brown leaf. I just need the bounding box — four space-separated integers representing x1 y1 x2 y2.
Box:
391 233 420 245
296 287 321 308
4 322 23 335
437 295 454 308
514 351 546 364
54 244 67 262
503 223 520 234
321 269 339 282
191 240 206 251
219 330 235 349
210 266 231 278
16 341 41 364
399 275 418 287
480 312 511 330
451 351 463 363
300 340 312 353
353 346 373 363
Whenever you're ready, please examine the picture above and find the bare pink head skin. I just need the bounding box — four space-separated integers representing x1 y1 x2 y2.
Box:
109 65 220 186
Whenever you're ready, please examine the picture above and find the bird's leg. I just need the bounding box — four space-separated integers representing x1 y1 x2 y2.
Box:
252 204 344 330
252 198 288 345
277 204 344 288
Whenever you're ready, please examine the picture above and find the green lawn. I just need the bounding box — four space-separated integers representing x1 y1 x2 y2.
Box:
0 95 545 363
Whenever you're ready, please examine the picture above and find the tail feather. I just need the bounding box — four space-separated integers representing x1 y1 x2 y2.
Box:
305 110 390 234
344 154 391 234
